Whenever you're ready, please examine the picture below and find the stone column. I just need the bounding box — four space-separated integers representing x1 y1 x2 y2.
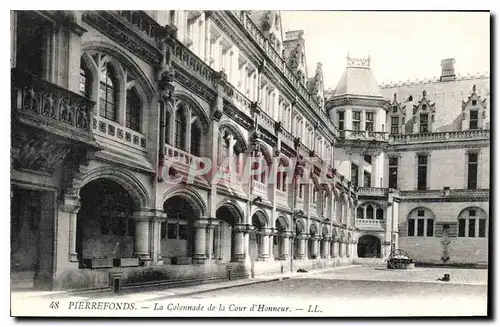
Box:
60 195 80 262
314 236 320 258
206 218 217 260
280 231 293 260
193 218 209 264
131 209 153 262
233 224 246 262
259 228 272 260
296 235 307 259
323 237 330 258
152 211 167 264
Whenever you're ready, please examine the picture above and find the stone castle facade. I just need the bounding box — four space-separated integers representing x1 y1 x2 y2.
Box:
10 10 489 291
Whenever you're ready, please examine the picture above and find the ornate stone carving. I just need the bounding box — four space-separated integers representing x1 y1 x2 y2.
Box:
82 11 162 66
346 55 370 68
15 139 71 174
173 69 217 104
60 148 95 200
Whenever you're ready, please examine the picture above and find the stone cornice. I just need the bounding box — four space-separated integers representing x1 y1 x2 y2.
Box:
388 140 489 152
81 11 162 66
399 188 490 202
173 68 217 104
326 95 388 109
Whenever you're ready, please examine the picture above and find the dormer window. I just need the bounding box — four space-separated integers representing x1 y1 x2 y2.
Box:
470 110 479 130
391 116 399 134
392 106 398 113
472 100 477 106
422 104 427 110
419 113 429 133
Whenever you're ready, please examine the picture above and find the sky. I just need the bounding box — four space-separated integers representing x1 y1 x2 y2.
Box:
280 11 490 91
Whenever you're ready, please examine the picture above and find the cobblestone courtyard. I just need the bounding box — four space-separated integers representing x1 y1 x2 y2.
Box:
11 266 489 317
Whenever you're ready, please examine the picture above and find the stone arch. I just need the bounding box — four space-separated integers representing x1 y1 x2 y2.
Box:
162 185 206 217
356 232 384 243
408 206 436 217
216 199 244 224
251 209 269 227
309 222 318 236
294 218 306 234
321 226 329 237
275 215 289 231
81 41 155 100
79 166 151 209
331 227 338 239
174 92 210 132
457 206 487 219
357 233 383 258
218 121 249 153
340 230 346 242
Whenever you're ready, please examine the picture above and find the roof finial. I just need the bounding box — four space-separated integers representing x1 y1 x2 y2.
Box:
423 90 427 97
393 93 397 101
473 84 476 92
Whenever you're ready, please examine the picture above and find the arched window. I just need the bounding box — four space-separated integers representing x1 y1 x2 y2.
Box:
175 104 187 150
99 63 117 121
276 158 288 192
407 208 435 237
190 121 201 157
79 61 92 98
126 88 141 132
458 208 487 238
356 207 364 219
376 208 384 220
366 205 374 219
259 152 270 183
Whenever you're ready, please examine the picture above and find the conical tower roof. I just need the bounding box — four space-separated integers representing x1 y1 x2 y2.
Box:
332 56 383 98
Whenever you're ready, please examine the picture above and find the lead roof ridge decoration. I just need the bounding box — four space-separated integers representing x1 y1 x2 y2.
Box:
346 55 371 69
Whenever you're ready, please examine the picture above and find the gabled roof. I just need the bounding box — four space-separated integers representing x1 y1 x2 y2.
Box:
332 57 383 98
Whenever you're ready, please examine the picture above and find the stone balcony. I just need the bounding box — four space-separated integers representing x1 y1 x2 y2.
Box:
357 187 389 197
340 130 389 142
355 218 386 231
11 68 96 146
389 130 490 145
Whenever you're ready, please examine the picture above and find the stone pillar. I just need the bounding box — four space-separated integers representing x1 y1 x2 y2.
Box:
233 224 246 262
259 228 272 260
151 211 167 264
309 236 319 259
131 209 153 262
60 195 80 262
206 218 217 260
323 237 330 258
296 235 307 259
280 231 293 260
193 218 209 264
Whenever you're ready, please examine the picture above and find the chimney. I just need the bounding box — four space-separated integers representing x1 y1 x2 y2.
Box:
440 58 456 82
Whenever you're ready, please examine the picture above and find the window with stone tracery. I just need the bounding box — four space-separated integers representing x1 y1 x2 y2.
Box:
99 63 118 121
126 88 141 132
79 61 92 98
175 105 187 150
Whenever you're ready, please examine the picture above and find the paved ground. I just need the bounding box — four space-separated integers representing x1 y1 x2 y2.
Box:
11 265 489 317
